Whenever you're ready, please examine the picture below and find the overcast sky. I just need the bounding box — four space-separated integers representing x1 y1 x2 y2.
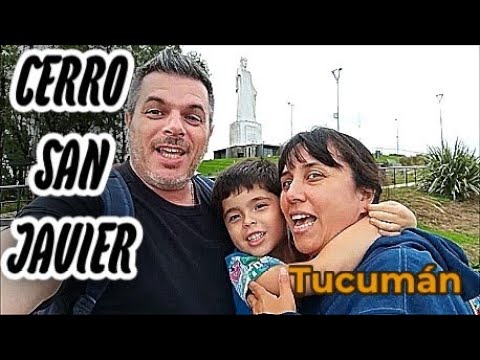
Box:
182 45 479 159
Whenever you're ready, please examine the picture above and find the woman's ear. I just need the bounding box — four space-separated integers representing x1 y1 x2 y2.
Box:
356 187 376 211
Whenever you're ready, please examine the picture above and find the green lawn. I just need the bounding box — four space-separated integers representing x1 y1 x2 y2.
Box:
418 222 479 248
198 157 279 177
199 154 408 177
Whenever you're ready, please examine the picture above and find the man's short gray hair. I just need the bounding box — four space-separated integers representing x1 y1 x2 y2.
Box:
124 47 215 126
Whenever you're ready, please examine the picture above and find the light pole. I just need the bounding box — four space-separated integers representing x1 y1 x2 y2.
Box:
332 68 342 131
395 118 399 154
288 101 294 137
436 93 444 148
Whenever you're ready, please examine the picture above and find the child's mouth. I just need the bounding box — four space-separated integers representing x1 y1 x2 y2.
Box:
247 231 266 246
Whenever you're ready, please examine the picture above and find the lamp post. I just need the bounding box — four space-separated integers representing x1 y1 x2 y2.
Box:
332 68 342 131
288 101 294 137
395 118 399 154
436 93 444 148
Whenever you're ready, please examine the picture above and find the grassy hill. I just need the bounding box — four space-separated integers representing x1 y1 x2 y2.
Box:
382 187 479 268
198 157 279 177
198 154 418 177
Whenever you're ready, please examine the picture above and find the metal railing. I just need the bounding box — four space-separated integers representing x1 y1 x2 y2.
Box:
379 165 427 188
0 184 35 226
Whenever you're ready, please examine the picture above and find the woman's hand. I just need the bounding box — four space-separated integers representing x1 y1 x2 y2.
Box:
247 267 297 315
368 200 417 237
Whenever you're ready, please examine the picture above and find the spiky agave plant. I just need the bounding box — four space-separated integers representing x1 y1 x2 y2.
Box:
419 139 479 201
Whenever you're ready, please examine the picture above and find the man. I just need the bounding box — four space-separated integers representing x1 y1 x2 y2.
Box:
1 48 235 314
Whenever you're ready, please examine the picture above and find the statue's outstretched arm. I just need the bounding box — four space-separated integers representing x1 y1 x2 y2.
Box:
236 73 241 93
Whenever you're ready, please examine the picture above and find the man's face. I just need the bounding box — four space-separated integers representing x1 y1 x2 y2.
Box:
126 72 212 190
222 185 287 257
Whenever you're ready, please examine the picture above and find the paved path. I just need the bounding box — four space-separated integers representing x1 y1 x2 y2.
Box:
383 182 417 189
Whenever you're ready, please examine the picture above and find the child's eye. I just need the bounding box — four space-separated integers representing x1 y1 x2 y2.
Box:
255 203 268 211
228 214 240 223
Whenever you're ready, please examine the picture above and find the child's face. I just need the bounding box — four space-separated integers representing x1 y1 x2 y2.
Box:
222 184 287 257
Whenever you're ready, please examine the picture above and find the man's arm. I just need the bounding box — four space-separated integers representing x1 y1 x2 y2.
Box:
1 228 61 314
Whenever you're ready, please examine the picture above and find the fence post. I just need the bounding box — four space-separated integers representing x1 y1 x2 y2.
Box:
16 187 22 212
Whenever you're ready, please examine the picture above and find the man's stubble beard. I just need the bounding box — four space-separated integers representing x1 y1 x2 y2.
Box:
128 127 208 191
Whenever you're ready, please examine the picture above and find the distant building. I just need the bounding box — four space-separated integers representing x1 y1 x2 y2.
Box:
214 143 280 159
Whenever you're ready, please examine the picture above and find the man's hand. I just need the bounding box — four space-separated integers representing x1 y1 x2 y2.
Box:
247 267 297 315
368 200 417 237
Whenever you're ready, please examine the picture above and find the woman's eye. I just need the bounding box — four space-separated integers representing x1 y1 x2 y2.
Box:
307 172 324 180
281 180 292 190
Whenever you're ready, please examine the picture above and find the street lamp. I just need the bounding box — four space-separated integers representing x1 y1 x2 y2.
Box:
436 93 444 148
288 101 295 137
395 118 399 154
332 68 342 131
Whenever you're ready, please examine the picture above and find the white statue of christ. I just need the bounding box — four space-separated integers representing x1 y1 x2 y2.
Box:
236 57 257 122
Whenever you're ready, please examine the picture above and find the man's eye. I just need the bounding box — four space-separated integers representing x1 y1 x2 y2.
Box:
185 115 203 125
144 109 163 117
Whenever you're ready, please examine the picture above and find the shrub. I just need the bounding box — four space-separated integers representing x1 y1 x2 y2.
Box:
399 155 427 166
419 140 479 201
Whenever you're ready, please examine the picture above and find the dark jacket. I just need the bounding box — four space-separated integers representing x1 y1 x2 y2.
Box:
301 229 480 315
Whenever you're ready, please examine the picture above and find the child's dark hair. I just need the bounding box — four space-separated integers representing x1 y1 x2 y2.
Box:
212 159 280 215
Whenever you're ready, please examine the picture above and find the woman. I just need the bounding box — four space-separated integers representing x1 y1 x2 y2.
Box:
247 127 480 315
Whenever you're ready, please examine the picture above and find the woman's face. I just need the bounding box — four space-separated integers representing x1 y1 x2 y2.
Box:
279 146 369 257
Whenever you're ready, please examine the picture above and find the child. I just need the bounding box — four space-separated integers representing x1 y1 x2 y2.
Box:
212 159 417 314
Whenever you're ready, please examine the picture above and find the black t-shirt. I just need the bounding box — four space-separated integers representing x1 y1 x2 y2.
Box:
19 162 235 314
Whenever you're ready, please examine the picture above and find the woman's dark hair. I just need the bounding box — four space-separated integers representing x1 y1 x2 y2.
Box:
278 127 383 203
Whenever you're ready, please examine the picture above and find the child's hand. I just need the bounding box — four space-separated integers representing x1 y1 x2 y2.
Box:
247 267 297 315
367 200 417 237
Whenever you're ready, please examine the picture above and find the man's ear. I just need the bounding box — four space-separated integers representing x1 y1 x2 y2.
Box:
125 112 132 127
209 124 215 137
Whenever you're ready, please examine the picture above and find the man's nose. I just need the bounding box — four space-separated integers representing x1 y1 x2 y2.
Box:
285 179 306 204
163 111 186 137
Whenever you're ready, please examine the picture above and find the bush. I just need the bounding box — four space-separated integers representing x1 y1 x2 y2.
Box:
419 140 480 201
399 155 427 166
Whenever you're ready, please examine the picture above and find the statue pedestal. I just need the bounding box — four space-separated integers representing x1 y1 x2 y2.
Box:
230 121 262 146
